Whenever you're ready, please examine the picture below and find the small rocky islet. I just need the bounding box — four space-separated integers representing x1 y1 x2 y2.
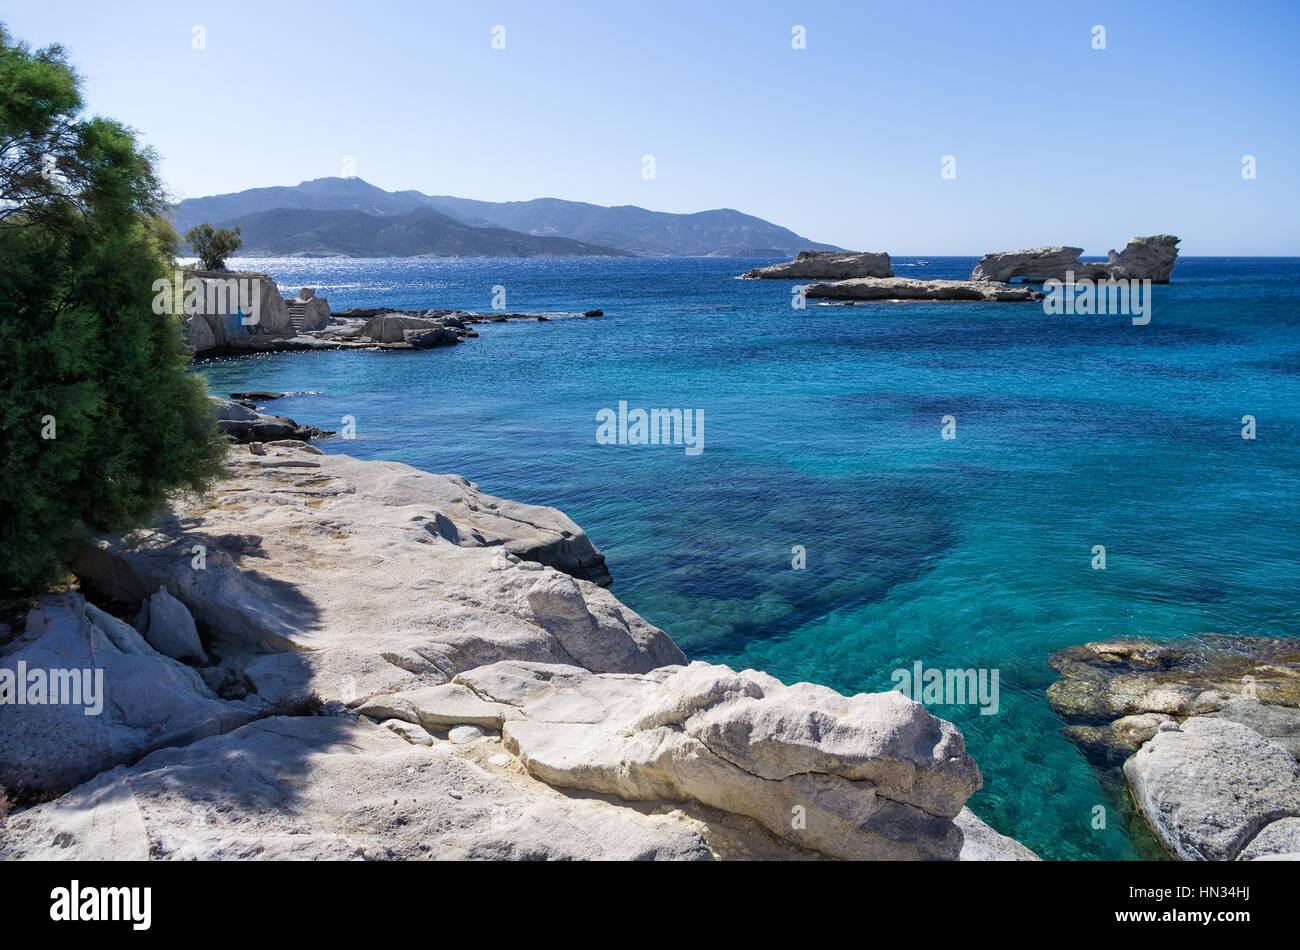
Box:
741 235 1181 302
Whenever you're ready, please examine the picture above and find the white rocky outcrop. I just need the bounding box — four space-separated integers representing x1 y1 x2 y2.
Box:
0 593 257 792
181 270 296 354
1124 718 1300 861
971 235 1180 283
1 444 1025 860
0 717 714 861
742 250 893 280
432 659 981 859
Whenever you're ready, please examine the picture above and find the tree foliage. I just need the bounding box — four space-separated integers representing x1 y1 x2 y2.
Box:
185 222 242 271
0 23 227 596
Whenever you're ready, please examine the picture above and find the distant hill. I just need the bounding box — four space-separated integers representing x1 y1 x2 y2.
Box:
202 206 629 258
170 178 843 257
420 195 843 257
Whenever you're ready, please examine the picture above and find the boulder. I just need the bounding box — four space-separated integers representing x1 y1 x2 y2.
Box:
0 593 255 793
1124 717 1300 861
454 659 982 860
970 246 1091 283
144 587 208 663
404 327 460 349
209 398 330 443
358 313 448 344
742 250 894 279
803 277 1042 302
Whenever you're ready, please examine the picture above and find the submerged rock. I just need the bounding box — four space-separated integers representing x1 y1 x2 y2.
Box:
742 250 893 280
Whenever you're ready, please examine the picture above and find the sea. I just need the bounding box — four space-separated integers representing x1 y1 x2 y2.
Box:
194 255 1300 860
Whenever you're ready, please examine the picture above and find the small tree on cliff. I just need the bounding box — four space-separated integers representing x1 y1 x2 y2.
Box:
0 23 227 597
185 222 242 271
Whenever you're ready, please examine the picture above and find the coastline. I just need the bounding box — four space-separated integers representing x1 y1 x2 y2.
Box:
1 440 1034 860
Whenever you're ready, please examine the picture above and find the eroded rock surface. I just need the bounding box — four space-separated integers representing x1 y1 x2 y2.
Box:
971 235 1180 283
804 277 1042 302
742 250 893 280
446 659 982 860
1124 718 1300 861
0 593 257 792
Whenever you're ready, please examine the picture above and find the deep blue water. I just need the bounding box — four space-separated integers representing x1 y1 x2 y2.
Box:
197 255 1300 860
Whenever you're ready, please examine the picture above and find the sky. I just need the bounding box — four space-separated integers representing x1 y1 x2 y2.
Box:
4 0 1297 254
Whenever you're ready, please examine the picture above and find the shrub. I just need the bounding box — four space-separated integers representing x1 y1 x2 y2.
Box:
0 24 227 596
184 222 242 271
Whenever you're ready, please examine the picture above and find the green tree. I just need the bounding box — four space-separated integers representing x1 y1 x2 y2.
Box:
0 23 227 596
185 222 242 271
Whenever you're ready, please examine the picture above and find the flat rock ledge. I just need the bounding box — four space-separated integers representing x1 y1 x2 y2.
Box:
1049 637 1300 860
0 444 1033 860
742 250 894 280
804 277 1043 303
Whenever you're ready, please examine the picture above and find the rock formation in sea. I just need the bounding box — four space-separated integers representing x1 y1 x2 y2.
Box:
1048 637 1300 860
803 277 1043 302
1 443 1033 861
179 276 603 357
970 235 1180 284
210 397 332 443
742 250 894 280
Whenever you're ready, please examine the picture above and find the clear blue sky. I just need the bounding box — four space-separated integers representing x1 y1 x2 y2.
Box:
5 0 1297 253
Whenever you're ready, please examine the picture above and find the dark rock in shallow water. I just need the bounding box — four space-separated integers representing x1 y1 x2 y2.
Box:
583 309 603 317
229 391 283 401
209 398 332 443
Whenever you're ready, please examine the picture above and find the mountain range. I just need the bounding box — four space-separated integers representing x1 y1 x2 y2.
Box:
169 177 842 258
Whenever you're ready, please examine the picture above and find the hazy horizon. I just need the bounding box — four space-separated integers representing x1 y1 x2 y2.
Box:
6 0 1298 255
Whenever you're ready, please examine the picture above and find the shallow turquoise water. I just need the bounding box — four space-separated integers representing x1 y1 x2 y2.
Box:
198 256 1300 860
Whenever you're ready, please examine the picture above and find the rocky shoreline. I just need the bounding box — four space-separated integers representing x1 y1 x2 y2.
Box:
180 271 604 358
1048 637 1300 860
1 442 1033 860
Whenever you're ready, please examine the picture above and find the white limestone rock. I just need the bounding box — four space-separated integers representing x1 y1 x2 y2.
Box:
0 593 255 793
804 277 1043 302
955 807 1041 861
454 659 982 860
0 717 712 861
971 236 1180 283
742 250 894 280
1124 717 1300 860
145 587 208 663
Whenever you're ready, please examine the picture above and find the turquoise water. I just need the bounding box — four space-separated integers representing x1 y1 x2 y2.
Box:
197 256 1300 860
